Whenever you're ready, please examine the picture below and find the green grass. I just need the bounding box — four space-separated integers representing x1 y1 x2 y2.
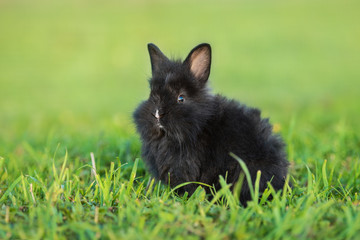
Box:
1 0 360 239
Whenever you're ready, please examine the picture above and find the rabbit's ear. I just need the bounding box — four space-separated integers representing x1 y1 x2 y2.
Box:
148 43 169 74
184 43 211 85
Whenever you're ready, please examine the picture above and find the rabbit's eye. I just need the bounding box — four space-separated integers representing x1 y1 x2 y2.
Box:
177 95 185 103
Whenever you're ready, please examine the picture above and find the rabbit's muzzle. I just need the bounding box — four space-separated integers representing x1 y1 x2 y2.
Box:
152 109 165 128
153 109 165 119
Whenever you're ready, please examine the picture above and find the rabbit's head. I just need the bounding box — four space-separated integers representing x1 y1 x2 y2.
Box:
134 43 216 144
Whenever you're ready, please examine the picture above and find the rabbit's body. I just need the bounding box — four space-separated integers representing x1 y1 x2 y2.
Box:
133 43 289 204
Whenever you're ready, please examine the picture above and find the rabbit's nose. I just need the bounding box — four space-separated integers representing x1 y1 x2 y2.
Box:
154 109 164 119
155 110 160 119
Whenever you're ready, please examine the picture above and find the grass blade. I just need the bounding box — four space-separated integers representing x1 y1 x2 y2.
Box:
230 152 255 201
0 176 22 203
126 158 139 196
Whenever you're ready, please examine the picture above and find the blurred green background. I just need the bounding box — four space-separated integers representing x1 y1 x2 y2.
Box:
1 0 359 147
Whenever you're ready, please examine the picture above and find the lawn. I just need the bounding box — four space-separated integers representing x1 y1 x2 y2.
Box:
0 0 360 239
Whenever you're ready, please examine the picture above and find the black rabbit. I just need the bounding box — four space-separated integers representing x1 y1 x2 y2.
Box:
133 43 289 205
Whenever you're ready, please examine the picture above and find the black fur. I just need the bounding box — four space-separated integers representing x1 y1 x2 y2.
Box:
133 43 289 205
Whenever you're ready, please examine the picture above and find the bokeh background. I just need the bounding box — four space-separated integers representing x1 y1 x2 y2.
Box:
1 2 360 238
1 0 359 159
